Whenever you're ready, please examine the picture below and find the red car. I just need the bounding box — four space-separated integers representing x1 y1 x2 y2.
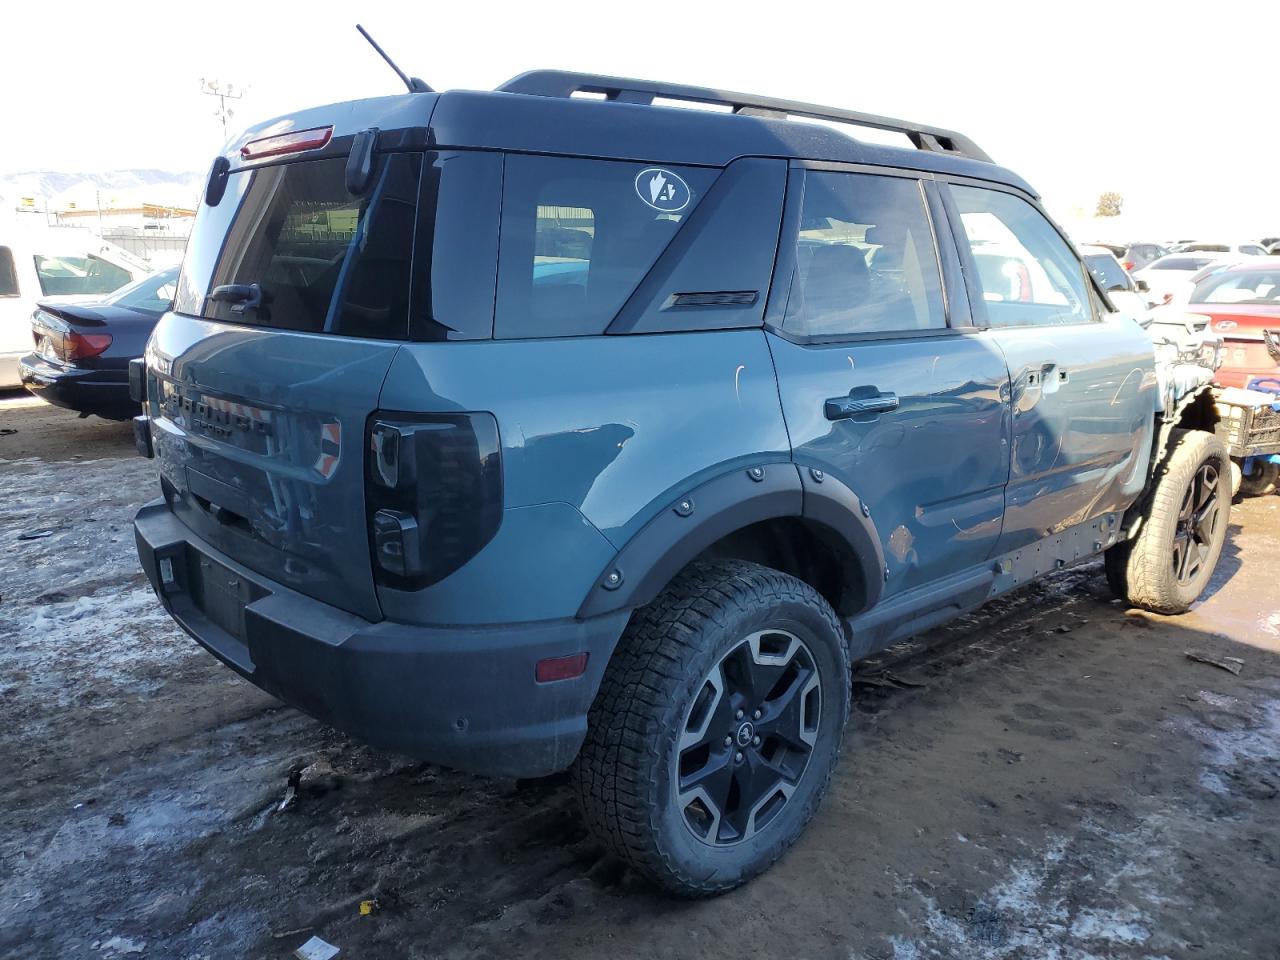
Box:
1182 262 1280 390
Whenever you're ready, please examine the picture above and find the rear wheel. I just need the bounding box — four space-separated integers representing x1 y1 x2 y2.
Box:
573 559 850 897
1238 461 1279 498
1105 429 1230 614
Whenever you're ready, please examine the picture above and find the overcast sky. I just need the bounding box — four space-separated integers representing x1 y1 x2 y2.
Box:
3 0 1277 236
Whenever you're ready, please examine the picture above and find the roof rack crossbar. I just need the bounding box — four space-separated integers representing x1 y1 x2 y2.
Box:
496 70 991 164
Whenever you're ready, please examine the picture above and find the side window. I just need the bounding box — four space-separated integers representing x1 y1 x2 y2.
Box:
494 155 716 339
33 254 131 297
784 171 945 337
0 246 17 296
949 185 1094 327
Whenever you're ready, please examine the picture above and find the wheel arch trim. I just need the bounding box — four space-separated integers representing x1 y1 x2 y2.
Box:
576 464 884 619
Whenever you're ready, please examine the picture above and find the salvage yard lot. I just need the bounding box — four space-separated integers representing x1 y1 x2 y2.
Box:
1 392 1278 960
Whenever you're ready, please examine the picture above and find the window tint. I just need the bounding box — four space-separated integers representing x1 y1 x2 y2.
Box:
176 154 421 340
494 155 716 339
33 254 131 297
784 172 944 337
1084 254 1132 292
1191 269 1280 304
104 266 179 313
1152 257 1215 271
0 246 17 296
950 186 1092 327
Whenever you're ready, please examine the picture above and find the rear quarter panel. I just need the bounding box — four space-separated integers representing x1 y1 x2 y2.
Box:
376 331 790 624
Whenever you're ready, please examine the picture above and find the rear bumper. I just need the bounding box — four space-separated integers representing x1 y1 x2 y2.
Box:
19 354 134 419
134 500 630 778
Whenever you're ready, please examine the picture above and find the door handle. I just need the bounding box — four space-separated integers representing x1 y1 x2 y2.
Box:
824 388 900 421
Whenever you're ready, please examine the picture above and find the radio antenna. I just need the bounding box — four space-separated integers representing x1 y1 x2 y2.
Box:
356 24 433 94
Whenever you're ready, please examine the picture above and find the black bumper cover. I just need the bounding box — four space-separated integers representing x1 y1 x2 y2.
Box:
19 354 135 420
134 500 630 778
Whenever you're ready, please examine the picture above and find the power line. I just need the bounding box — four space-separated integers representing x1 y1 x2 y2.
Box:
200 78 246 138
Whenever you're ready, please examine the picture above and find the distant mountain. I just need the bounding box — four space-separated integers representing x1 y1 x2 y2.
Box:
0 169 203 212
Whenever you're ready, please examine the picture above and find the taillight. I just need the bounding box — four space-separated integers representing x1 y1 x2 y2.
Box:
365 412 502 589
240 126 333 161
65 332 112 359
1123 260 1135 271
32 312 112 363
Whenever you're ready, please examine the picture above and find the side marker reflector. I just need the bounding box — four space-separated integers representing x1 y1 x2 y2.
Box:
535 652 589 683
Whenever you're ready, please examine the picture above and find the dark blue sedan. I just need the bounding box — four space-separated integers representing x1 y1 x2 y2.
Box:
19 265 179 421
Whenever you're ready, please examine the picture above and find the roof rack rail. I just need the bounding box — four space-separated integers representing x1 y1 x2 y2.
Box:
496 70 992 164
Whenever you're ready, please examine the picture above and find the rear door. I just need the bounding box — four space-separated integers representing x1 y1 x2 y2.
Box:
942 182 1157 555
767 166 1011 599
146 150 423 621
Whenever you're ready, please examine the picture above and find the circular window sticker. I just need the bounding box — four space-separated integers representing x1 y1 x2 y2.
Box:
635 167 691 212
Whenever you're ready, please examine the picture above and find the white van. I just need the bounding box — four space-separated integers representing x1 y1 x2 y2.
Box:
0 220 149 387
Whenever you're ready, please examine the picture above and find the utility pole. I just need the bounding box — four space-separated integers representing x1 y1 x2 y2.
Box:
200 78 246 138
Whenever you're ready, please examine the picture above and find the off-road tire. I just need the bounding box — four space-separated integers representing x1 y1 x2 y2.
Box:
1105 429 1230 614
1238 461 1279 498
573 559 851 897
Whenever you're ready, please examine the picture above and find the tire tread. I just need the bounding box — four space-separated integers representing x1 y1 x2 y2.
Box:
572 558 849 897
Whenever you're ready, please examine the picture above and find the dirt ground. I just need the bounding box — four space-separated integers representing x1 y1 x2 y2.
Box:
1 390 1278 960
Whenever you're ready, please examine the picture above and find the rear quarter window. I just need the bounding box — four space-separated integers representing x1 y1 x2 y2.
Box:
175 154 421 340
494 156 718 339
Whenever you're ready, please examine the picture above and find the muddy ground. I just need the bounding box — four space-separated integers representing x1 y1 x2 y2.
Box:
1 390 1278 960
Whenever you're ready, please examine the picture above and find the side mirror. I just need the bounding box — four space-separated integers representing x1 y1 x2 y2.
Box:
1136 279 1150 293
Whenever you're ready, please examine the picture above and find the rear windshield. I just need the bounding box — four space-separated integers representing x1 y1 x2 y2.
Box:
1191 269 1280 305
1084 254 1131 291
175 154 421 339
1152 257 1215 271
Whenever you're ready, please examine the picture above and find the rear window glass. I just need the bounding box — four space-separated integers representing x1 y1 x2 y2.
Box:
1191 270 1280 305
494 155 717 338
1084 254 1131 292
0 246 17 296
33 254 131 296
175 154 421 339
1152 257 1214 271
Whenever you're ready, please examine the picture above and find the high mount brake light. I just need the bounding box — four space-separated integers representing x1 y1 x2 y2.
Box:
240 126 334 161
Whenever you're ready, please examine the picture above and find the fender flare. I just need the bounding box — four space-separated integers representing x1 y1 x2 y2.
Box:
798 467 885 616
576 463 884 619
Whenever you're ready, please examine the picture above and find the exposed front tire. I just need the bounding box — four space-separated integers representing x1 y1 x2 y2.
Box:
1105 429 1230 614
1238 461 1279 498
573 559 851 897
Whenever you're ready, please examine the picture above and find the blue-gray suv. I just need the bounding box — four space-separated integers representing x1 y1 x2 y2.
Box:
132 71 1230 896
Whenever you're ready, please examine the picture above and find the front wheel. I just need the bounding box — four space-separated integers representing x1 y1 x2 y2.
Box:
573 559 851 896
1105 429 1231 614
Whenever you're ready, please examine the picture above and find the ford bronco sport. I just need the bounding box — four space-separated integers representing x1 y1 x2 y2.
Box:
132 70 1230 896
